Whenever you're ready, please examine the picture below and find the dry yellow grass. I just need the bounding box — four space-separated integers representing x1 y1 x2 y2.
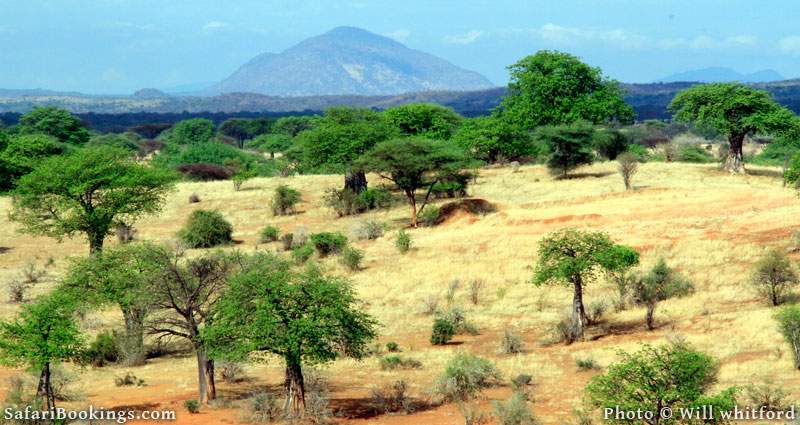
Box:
0 161 798 424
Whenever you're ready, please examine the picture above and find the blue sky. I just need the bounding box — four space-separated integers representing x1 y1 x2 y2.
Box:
2 0 799 93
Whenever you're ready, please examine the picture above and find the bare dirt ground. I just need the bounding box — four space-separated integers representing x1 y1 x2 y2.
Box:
1 161 798 424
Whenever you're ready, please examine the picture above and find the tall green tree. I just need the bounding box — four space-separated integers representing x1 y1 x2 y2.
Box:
586 342 736 425
166 118 215 145
249 133 293 158
499 50 634 130
0 134 65 191
294 107 397 192
358 137 475 227
18 106 90 145
533 122 596 177
204 255 377 417
62 242 172 365
669 83 800 173
273 115 319 137
10 146 176 254
631 259 694 330
218 118 271 149
384 103 462 140
452 115 537 162
533 228 638 339
0 293 84 411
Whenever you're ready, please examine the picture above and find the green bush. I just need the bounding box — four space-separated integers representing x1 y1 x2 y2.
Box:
155 141 256 169
379 355 422 370
493 393 539 425
340 247 364 271
184 399 200 414
499 330 524 355
431 318 456 345
396 230 412 254
85 331 119 367
776 305 800 369
625 144 651 161
324 187 392 217
754 137 800 166
354 219 385 240
309 232 348 256
386 341 400 352
418 206 441 227
271 185 301 216
676 144 714 163
291 244 315 264
259 225 280 243
575 357 600 370
784 151 800 186
594 129 629 160
178 210 233 248
435 354 501 401
431 173 471 199
359 188 392 209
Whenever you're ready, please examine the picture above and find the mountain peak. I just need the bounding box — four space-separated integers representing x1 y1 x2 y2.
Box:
211 27 493 96
656 67 784 83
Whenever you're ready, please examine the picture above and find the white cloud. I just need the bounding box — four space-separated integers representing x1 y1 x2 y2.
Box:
203 21 229 31
384 29 410 42
443 30 483 45
780 36 800 55
536 23 645 48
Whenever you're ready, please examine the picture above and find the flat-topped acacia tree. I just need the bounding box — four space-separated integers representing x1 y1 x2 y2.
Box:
669 83 800 173
10 146 176 254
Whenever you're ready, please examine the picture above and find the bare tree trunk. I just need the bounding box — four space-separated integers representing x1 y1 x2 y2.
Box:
36 362 54 411
723 133 746 174
406 191 418 228
344 170 368 194
196 350 210 404
572 276 587 339
205 358 216 401
120 306 147 366
646 303 656 330
88 230 105 256
283 360 306 417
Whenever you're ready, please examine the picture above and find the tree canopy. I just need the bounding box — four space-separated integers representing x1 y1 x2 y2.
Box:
10 146 176 254
384 103 462 140
669 83 800 173
533 122 596 177
0 134 66 191
499 50 634 130
452 114 537 162
166 118 215 145
18 106 90 145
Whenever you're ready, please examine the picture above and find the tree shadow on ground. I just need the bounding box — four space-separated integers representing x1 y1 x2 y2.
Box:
557 171 615 180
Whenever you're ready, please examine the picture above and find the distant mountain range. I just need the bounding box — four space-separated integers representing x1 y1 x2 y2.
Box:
656 67 784 83
210 26 494 96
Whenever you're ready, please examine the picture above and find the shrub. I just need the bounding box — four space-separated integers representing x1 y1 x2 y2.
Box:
775 305 800 369
751 249 798 306
309 232 348 256
439 307 479 336
418 205 441 227
188 193 201 203
176 163 232 181
468 279 484 305
301 369 332 422
586 300 608 325
324 187 392 217
353 219 385 240
617 152 639 190
744 382 787 411
625 143 650 161
8 280 33 303
259 225 280 243
499 330 524 355
575 357 600 370
446 279 460 303
178 210 233 248
359 188 392 209
270 185 301 216
280 233 294 251
434 354 501 401
184 399 200 414
114 372 145 387
431 318 456 345
218 361 246 383
115 222 137 244
492 393 539 425
386 341 400 352
291 244 315 264
340 247 364 271
676 144 714 163
631 259 695 330
379 355 422 370
430 173 471 199
370 380 412 414
396 229 412 253
459 402 490 425
85 331 119 367
552 312 581 345
510 374 533 393
248 391 282 423
420 295 440 315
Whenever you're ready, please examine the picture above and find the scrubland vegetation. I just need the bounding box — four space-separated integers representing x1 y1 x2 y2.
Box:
4 50 800 424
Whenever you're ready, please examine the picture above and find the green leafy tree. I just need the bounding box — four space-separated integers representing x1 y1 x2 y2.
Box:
273 115 319 137
204 255 377 417
62 242 171 365
534 122 596 177
631 259 694 330
750 249 798 306
358 137 475 227
250 133 293 158
586 342 737 425
384 103 462 140
10 146 176 254
18 106 90 145
669 83 800 173
0 134 65 191
0 293 84 411
294 107 397 192
594 128 630 160
452 115 537 162
166 118 215 145
219 118 271 149
499 50 634 130
776 305 800 369
86 132 141 152
533 228 638 338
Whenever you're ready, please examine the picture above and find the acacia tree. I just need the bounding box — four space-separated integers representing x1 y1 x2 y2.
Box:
533 122 596 177
18 106 90 145
62 242 171 365
358 137 475 227
10 146 176 254
166 118 215 145
750 249 798 306
499 50 634 130
384 103 462 140
631 259 694 330
147 250 231 404
586 342 736 425
204 254 377 417
533 228 638 338
0 293 83 411
669 83 800 173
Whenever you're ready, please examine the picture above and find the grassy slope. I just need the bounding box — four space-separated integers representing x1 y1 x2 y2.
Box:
0 161 797 424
